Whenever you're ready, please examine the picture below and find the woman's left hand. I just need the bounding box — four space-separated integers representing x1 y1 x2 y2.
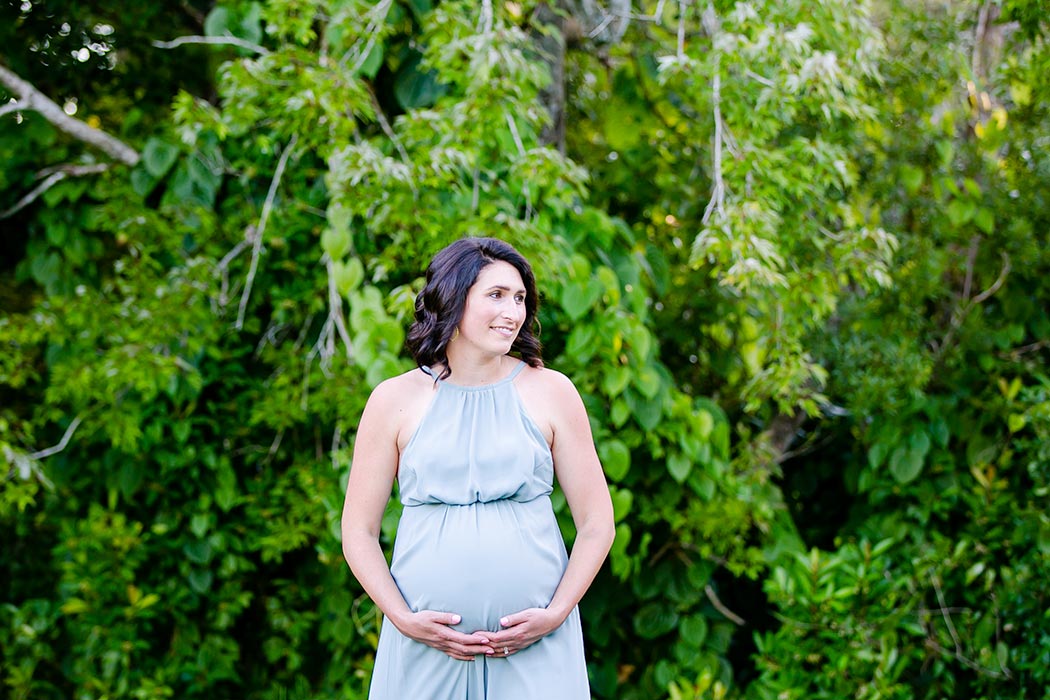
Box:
474 607 564 656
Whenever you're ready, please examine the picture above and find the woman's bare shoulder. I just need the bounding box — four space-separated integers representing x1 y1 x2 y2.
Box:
368 367 435 409
370 367 439 449
517 364 580 404
520 364 575 387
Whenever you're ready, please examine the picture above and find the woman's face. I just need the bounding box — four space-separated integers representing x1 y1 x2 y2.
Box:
455 260 527 356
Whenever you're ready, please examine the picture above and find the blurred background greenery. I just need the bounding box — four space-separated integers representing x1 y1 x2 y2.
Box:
2 0 1048 698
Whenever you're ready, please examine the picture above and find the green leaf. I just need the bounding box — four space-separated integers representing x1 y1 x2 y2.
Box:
187 157 221 203
633 601 679 639
60 598 89 615
633 366 662 399
900 164 924 194
173 421 191 443
143 138 180 178
130 166 159 197
376 320 405 352
204 7 231 38
888 431 930 484
711 421 729 460
929 416 950 448
406 0 433 19
215 464 239 512
610 399 630 427
1010 81 1032 106
565 325 598 363
599 439 631 481
358 42 384 79
609 486 633 522
394 53 447 110
183 540 213 565
239 3 263 45
625 324 652 361
626 389 662 430
602 366 631 397
909 430 931 458
934 139 954 164
560 280 602 321
688 472 716 500
609 523 632 579
680 615 709 647
117 463 144 498
190 513 210 538
204 3 261 44
946 199 976 226
974 207 995 234
322 226 352 260
693 409 714 440
331 258 365 296
996 642 1009 670
867 440 889 469
667 452 692 483
188 569 213 594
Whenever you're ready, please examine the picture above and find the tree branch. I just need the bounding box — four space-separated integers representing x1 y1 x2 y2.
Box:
236 134 298 330
152 34 270 55
367 88 412 170
930 574 963 656
970 252 1010 305
705 584 746 625
505 111 527 156
479 0 494 35
28 415 84 461
325 258 355 363
676 0 688 59
1 163 110 219
701 5 726 225
0 99 28 118
339 0 393 72
0 63 140 165
936 250 1010 357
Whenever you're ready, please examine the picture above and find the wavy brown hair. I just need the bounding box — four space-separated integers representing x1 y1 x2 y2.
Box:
405 237 543 380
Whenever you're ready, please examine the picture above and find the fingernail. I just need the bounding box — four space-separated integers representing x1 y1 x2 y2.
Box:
500 617 508 626
451 614 461 623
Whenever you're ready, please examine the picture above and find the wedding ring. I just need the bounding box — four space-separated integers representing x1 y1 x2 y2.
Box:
503 647 509 655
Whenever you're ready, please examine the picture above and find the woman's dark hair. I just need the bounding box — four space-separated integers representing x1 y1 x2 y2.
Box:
406 237 542 380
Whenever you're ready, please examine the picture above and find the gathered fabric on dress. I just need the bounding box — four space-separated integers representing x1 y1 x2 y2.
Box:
368 360 590 700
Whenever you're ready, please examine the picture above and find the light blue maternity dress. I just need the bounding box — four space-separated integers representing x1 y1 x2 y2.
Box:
368 360 590 699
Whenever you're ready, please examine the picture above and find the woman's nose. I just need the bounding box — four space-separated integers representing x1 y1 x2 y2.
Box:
502 301 523 320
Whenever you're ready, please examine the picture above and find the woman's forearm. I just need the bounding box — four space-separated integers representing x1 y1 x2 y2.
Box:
343 531 414 627
545 517 615 622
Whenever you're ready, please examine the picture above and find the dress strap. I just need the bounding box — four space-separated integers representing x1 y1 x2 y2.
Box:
420 365 436 379
507 359 527 379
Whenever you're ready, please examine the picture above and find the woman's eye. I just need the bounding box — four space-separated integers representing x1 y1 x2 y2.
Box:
515 295 525 303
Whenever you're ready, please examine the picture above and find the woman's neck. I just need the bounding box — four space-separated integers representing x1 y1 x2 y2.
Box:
440 349 509 386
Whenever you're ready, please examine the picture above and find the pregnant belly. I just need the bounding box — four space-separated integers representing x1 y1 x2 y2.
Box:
389 497 568 633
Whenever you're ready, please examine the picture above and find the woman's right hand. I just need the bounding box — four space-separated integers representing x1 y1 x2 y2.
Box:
394 611 495 661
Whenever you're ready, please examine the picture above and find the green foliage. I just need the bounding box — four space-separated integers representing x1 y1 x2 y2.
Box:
2 0 1049 699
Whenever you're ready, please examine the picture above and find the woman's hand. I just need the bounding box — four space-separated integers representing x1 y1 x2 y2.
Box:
394 611 496 661
474 607 563 657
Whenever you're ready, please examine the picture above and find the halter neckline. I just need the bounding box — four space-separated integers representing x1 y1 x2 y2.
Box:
421 359 526 391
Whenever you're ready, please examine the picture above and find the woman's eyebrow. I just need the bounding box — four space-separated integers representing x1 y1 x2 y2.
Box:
486 285 527 294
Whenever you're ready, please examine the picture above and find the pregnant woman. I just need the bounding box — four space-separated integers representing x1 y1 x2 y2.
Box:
341 237 615 699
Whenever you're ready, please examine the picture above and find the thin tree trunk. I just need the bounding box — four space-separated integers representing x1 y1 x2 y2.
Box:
0 63 140 165
533 4 567 153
